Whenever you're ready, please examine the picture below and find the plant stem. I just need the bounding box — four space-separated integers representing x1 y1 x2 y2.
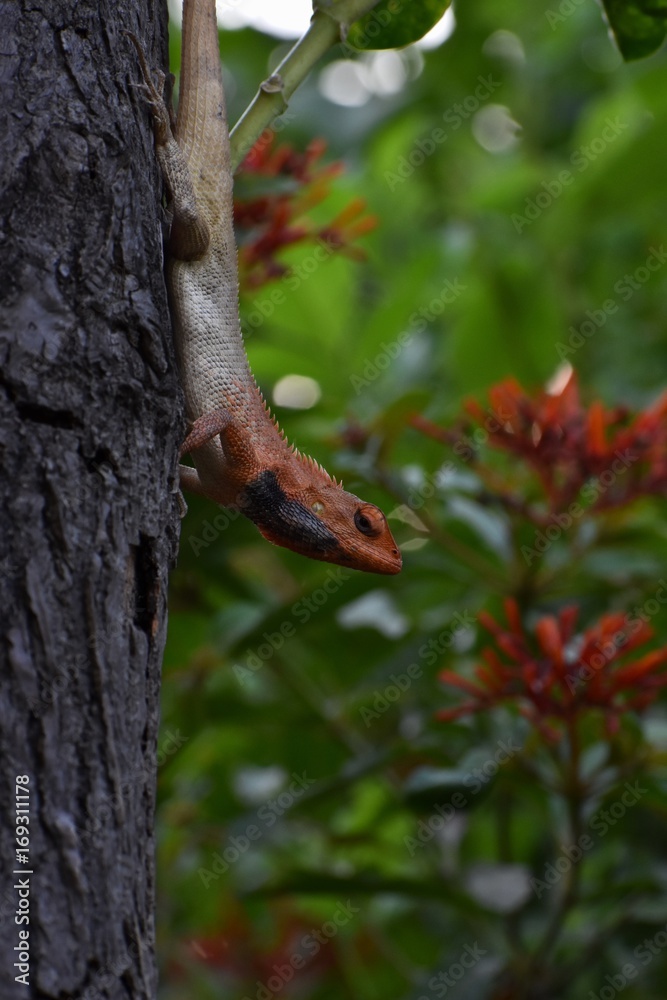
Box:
230 0 383 171
497 787 524 956
529 719 585 970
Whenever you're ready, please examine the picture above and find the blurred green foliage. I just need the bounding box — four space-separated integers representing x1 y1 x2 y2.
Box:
158 2 667 998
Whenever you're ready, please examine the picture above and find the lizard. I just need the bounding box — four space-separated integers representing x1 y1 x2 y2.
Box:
129 0 402 574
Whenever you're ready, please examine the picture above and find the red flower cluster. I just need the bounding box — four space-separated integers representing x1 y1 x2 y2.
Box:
461 370 667 510
414 371 667 513
438 599 667 737
235 134 376 287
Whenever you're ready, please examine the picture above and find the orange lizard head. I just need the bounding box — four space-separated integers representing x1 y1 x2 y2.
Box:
239 464 402 575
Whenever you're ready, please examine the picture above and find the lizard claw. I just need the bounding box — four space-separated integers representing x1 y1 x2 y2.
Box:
175 488 188 519
124 31 171 140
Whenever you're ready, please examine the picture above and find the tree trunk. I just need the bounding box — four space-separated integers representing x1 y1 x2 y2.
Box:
0 1 178 996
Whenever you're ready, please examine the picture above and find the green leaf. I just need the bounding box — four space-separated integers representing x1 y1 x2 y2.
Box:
244 870 491 913
601 0 667 60
347 0 451 51
402 766 492 813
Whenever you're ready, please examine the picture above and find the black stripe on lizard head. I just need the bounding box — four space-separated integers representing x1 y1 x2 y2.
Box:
239 470 341 556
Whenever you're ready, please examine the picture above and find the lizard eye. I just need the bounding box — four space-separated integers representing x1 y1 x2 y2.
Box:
354 505 384 538
311 501 325 514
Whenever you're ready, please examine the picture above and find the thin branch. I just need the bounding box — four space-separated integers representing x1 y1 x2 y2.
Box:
230 0 382 171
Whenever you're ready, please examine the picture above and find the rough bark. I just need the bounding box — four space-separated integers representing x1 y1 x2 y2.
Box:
0 1 178 997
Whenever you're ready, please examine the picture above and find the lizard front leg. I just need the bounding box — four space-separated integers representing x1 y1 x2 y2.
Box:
180 408 261 505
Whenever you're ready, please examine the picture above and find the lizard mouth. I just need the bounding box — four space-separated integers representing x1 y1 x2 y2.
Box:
313 535 402 575
350 543 403 575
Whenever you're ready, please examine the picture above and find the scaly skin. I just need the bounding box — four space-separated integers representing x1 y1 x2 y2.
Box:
132 0 402 574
